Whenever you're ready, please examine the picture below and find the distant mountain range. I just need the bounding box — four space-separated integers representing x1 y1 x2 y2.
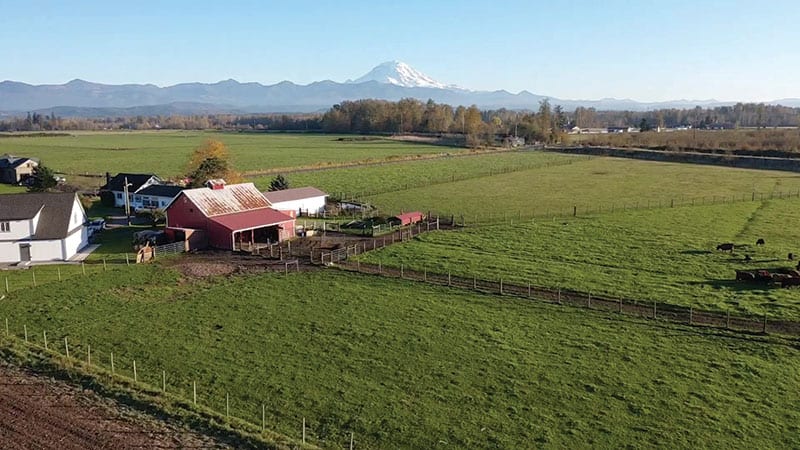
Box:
1 61 799 117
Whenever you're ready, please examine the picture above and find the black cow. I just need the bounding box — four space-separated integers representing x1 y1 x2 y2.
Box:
744 254 752 262
789 253 795 261
717 243 735 252
756 238 765 246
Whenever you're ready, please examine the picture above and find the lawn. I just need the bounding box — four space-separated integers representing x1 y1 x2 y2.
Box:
0 132 458 181
362 156 800 219
358 197 800 319
0 266 797 449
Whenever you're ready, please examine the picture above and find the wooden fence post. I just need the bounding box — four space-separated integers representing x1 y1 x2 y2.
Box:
423 269 427 282
262 404 266 431
653 301 657 319
448 272 451 286
64 337 69 359
32 270 36 287
400 265 404 278
618 297 622 313
162 370 166 392
527 282 531 297
110 352 115 374
726 310 731 329
193 381 197 405
5 276 8 293
688 306 693 325
87 344 91 365
81 262 86 276
587 292 592 308
303 417 306 444
226 393 230 417
499 278 503 295
557 288 561 305
43 330 48 350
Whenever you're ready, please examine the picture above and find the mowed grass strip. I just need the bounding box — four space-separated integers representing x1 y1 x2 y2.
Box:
0 267 798 449
0 132 456 178
359 198 800 319
252 151 585 197
363 156 800 218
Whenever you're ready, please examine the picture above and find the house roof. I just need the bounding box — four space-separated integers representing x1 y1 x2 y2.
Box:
209 208 294 232
178 183 271 217
394 211 424 221
101 173 159 192
0 192 80 239
263 187 328 204
0 155 39 169
137 184 184 198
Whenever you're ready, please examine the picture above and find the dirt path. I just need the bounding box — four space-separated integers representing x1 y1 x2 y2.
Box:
0 361 229 450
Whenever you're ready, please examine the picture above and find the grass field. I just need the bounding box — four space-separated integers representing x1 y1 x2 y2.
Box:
361 156 800 218
252 151 585 197
358 197 800 319
0 266 797 449
0 132 457 180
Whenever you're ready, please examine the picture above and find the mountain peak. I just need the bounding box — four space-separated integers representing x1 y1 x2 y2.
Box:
350 61 458 89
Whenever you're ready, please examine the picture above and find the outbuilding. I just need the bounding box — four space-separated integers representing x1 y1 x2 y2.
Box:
389 211 424 227
166 181 295 250
0 192 89 264
0 155 39 184
263 187 328 217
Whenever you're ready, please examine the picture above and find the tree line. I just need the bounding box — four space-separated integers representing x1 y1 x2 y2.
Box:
2 101 798 138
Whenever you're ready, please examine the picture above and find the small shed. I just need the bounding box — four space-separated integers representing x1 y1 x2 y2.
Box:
389 211 424 227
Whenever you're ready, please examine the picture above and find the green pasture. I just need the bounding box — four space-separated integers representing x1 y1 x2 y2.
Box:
0 132 454 181
361 156 800 218
252 151 585 197
359 198 800 319
0 267 797 449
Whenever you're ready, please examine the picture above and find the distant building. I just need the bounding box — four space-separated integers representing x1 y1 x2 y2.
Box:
0 155 39 184
263 187 328 217
0 192 89 264
100 173 163 208
607 127 636 133
132 184 184 211
166 182 295 250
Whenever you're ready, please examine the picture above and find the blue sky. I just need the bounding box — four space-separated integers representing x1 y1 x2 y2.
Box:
1 0 798 102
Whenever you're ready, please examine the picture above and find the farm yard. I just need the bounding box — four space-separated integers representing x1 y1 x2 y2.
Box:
1 267 798 449
2 131 800 448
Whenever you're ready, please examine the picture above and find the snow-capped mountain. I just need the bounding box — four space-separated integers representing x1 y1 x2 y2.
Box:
350 61 460 90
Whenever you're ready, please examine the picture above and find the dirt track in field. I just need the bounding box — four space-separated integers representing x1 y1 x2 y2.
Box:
0 362 228 450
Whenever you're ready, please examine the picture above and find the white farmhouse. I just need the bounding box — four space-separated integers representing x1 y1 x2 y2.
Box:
262 187 328 216
0 192 89 264
100 173 162 208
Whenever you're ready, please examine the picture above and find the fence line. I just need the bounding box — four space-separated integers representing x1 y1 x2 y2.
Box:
333 260 800 337
0 319 348 449
318 219 439 264
418 188 800 227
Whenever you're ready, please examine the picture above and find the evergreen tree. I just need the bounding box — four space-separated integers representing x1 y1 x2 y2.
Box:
268 174 290 191
27 164 58 192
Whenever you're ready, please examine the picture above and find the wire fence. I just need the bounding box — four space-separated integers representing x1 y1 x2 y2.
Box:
0 309 359 450
333 260 800 337
417 188 800 227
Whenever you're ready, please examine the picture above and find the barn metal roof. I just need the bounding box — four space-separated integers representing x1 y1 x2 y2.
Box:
180 183 271 217
209 208 294 232
263 187 327 205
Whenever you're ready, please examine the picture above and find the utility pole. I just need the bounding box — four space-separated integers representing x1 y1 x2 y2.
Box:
123 176 132 226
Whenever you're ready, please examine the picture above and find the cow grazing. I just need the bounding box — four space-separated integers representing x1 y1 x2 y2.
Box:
789 253 795 261
756 238 765 246
744 254 752 262
717 243 735 252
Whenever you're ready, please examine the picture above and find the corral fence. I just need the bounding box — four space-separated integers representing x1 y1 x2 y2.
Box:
419 188 800 227
334 260 800 337
318 219 442 265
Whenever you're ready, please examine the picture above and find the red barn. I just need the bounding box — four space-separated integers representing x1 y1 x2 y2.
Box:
165 182 295 250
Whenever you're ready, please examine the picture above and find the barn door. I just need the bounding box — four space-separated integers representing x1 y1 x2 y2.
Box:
19 244 31 262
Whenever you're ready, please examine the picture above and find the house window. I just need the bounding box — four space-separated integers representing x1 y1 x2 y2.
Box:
116 192 122 199
0 222 9 232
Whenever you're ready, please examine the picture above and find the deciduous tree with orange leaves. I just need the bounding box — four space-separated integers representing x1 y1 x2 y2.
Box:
185 139 241 187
